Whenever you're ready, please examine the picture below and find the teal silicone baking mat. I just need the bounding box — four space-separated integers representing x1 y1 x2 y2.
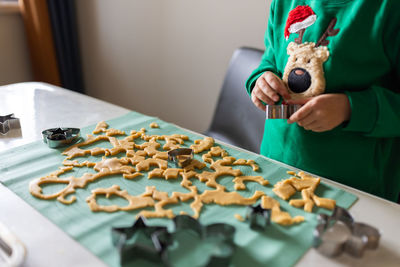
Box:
0 111 357 267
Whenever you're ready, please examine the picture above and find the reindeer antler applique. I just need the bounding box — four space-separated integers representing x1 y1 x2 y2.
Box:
316 18 340 47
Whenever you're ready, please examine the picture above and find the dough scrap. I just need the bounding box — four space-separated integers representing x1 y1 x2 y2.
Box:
272 179 296 200
182 159 206 172
62 134 134 159
93 121 125 136
191 137 214 153
150 122 159 128
87 185 154 212
163 134 189 150
232 176 269 190
274 171 336 212
290 171 320 191
232 159 260 172
136 158 168 171
261 196 304 225
234 214 245 222
62 160 96 168
135 139 168 160
202 146 229 164
148 168 182 180
312 194 336 210
289 188 315 212
29 157 141 204
200 186 265 206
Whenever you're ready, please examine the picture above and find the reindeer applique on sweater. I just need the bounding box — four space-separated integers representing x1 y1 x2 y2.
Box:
282 6 339 99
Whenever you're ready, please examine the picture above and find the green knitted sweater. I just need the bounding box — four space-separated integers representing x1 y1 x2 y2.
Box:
246 0 400 201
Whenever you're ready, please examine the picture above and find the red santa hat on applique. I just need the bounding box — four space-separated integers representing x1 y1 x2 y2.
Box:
284 5 316 40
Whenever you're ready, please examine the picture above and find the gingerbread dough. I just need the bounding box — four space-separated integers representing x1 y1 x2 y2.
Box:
30 122 336 226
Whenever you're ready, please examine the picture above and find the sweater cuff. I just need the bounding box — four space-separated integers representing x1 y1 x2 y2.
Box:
245 72 264 96
245 68 278 96
343 90 378 133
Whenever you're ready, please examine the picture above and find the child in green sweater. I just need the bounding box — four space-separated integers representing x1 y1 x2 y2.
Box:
246 0 400 202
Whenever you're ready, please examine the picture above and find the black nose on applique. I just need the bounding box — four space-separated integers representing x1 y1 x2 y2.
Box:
288 68 312 93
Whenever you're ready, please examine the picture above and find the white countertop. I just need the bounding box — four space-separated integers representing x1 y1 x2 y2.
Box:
1 82 399 267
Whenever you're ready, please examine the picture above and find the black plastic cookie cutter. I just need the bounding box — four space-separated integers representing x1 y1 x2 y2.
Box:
266 104 302 119
313 206 381 258
167 148 194 167
42 127 81 148
0 113 21 135
111 215 236 267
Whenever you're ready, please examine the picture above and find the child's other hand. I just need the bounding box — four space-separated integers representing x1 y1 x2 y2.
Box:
251 71 291 111
287 94 351 132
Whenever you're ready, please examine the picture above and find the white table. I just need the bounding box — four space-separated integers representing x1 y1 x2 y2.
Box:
1 82 399 267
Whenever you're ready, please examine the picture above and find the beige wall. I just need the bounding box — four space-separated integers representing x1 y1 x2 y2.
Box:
76 0 270 132
0 10 32 85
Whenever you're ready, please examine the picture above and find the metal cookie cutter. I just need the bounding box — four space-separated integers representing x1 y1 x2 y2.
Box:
42 127 81 148
0 114 21 135
170 215 236 267
266 104 301 119
112 216 171 266
168 148 194 168
0 222 26 267
112 215 236 267
313 206 381 258
246 204 271 231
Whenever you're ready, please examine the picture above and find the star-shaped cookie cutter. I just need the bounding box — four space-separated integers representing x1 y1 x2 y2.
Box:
111 215 236 267
42 127 81 148
112 216 171 265
246 204 271 231
0 114 21 135
266 104 301 119
167 148 194 167
313 206 380 258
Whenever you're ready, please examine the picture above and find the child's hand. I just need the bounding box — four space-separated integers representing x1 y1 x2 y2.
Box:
287 94 351 132
251 71 291 111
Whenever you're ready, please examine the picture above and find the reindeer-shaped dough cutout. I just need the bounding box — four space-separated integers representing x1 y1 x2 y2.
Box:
282 10 339 100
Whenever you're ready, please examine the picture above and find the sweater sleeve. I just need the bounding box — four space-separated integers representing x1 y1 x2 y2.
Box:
343 2 400 138
343 86 400 137
245 0 278 95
